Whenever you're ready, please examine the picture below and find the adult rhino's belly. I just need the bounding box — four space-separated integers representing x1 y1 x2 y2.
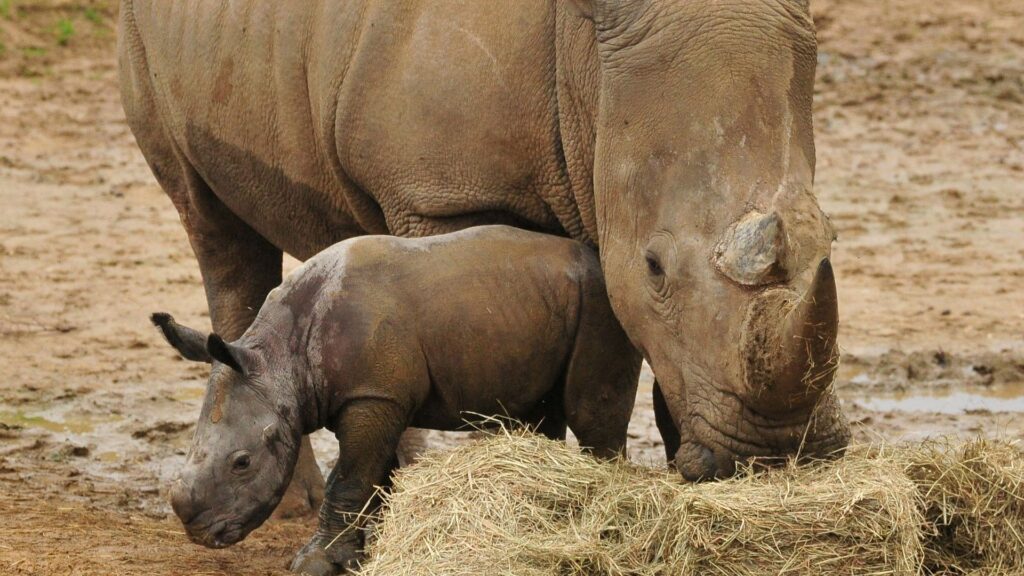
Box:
184 124 360 261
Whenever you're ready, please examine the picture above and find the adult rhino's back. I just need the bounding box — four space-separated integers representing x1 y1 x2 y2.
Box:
119 0 581 260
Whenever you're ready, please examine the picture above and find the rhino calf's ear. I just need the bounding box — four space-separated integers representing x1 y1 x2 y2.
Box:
206 334 259 376
151 312 213 363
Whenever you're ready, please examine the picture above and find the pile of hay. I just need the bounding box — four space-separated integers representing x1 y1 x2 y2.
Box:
356 432 1024 576
900 440 1024 574
358 432 1007 569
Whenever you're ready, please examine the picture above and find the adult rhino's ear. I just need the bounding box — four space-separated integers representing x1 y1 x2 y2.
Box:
151 313 212 363
206 334 259 376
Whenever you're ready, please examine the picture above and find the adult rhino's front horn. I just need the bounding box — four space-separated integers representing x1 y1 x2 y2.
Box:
742 258 840 414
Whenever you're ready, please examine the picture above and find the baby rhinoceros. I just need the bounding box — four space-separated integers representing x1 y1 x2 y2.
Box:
152 225 642 576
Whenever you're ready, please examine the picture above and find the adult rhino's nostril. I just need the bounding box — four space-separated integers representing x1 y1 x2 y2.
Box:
170 480 200 525
673 441 717 482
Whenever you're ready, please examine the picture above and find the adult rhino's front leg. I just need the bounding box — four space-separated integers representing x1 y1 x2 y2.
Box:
291 400 405 576
198 230 326 517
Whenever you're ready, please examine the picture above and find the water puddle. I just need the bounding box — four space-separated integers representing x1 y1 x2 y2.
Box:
96 451 121 463
0 405 155 482
853 382 1024 414
171 386 206 402
0 409 121 434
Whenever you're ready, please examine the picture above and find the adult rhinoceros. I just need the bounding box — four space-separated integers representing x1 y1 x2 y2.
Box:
120 0 849 519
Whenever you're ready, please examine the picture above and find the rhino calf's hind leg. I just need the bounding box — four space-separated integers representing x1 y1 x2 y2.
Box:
653 380 681 464
532 391 568 441
653 380 718 481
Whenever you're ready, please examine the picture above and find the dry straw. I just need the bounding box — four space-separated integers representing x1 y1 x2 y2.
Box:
359 428 1024 576
896 439 1024 574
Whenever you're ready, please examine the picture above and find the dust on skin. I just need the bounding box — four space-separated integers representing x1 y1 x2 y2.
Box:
210 380 226 424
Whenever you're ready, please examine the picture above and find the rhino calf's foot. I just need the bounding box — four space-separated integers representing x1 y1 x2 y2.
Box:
290 535 360 576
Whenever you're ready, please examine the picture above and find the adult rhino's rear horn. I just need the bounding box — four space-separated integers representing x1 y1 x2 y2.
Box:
715 211 790 286
744 259 840 412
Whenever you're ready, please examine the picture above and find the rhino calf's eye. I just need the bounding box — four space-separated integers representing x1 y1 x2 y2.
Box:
231 451 252 472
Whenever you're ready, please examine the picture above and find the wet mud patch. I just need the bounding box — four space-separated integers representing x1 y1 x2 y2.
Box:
0 496 308 576
840 348 1024 392
855 387 1024 415
838 348 1024 442
131 420 193 444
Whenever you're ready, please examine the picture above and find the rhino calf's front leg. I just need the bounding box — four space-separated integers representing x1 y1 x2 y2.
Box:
291 400 406 576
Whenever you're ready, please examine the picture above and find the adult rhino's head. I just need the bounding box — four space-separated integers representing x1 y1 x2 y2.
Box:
570 0 849 479
151 313 301 547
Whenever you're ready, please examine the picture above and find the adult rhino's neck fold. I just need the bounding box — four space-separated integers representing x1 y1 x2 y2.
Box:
553 2 601 246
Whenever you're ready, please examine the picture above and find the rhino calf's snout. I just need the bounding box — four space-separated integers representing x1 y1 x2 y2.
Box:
170 479 200 526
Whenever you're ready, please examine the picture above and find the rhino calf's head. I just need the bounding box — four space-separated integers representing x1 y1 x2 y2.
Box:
152 313 302 548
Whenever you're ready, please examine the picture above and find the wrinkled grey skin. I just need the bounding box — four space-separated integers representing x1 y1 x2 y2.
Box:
120 0 848 495
153 226 642 575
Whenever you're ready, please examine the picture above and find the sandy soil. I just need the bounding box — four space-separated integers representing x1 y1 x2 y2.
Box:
0 0 1021 573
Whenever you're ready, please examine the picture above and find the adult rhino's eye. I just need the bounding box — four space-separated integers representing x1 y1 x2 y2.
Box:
231 451 252 472
645 253 664 278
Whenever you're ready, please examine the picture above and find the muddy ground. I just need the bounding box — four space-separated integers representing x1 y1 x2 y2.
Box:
0 1 1022 574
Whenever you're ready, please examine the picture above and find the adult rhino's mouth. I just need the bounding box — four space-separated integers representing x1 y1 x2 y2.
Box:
656 358 850 482
676 390 851 481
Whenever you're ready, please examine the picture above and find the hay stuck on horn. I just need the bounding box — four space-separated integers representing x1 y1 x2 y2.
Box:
357 430 934 576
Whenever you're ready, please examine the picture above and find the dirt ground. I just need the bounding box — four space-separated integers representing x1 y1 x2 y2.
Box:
0 1 1022 574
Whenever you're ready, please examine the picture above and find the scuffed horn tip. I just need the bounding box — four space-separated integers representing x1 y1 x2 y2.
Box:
791 258 839 390
802 258 838 329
